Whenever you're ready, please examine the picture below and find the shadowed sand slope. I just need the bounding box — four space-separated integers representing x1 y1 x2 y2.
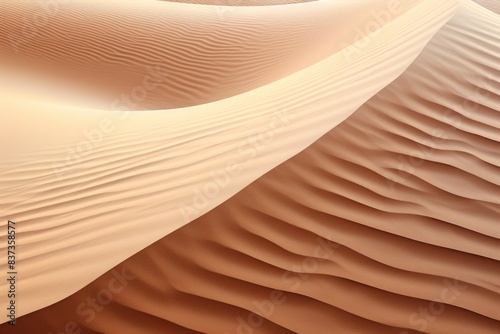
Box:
3 0 499 333
0 0 419 110
0 0 460 317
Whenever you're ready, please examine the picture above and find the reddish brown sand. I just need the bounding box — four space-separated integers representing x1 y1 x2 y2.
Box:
1 1 498 333
163 0 316 5
2 0 460 316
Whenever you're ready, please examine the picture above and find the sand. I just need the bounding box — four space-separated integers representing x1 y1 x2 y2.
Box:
472 0 500 13
0 0 499 333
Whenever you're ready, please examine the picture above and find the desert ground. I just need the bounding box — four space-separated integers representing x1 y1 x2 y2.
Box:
1 0 499 333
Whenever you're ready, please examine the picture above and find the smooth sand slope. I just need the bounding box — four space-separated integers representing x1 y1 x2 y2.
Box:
2 0 499 333
0 0 460 318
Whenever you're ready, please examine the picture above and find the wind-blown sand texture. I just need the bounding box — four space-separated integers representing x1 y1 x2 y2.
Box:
0 0 499 333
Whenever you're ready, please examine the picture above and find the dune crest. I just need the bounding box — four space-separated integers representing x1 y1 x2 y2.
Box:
0 0 461 318
2 1 499 332
2 0 500 333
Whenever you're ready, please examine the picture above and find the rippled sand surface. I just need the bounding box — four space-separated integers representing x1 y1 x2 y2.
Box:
0 0 499 333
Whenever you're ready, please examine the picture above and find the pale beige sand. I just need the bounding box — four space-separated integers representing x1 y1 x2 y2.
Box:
0 0 460 318
163 0 316 5
2 1 499 332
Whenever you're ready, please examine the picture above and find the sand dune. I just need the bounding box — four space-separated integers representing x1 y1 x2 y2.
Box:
0 0 421 110
0 0 462 319
1 0 498 333
473 0 500 13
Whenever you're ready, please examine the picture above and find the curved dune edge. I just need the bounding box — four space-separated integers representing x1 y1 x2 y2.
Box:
3 0 499 332
0 0 424 110
0 0 459 317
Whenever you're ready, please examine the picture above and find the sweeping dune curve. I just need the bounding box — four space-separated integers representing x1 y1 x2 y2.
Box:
0 0 499 333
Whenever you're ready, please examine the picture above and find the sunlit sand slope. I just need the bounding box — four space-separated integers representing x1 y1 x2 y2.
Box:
2 0 498 333
0 0 459 318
